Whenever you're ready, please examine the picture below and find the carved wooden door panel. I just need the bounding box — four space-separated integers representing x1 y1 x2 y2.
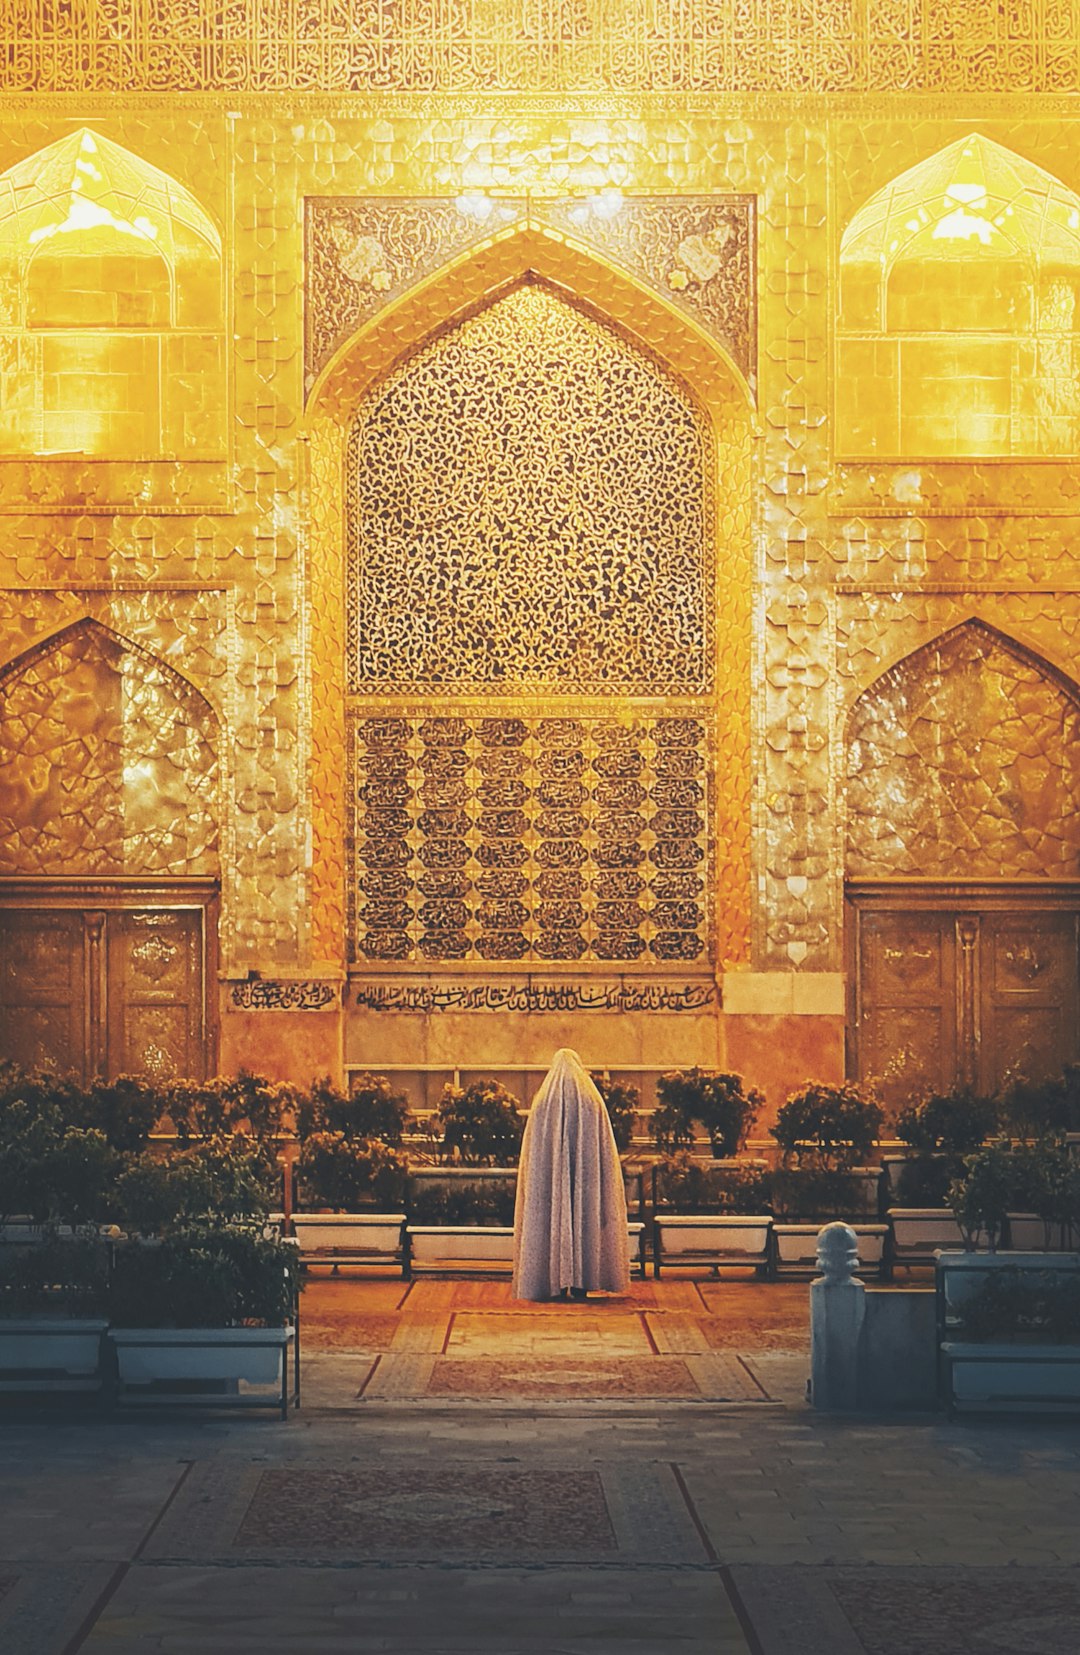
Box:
850 908 957 1111
0 909 89 1076
107 910 205 1081
848 886 1080 1103
979 912 1080 1094
0 893 213 1081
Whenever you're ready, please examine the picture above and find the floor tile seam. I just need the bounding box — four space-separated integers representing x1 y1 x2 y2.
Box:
123 1556 730 1573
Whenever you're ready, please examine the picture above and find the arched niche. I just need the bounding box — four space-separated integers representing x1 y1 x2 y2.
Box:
303 221 754 969
0 618 220 877
0 129 225 458
837 135 1080 457
845 619 1080 879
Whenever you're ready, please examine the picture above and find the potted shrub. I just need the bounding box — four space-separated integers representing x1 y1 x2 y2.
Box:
886 1087 995 1264
293 1133 408 1269
0 1233 110 1392
1005 1140 1080 1252
652 1069 762 1158
1000 1066 1080 1141
296 1073 410 1145
0 1098 118 1239
769 1082 886 1276
433 1078 524 1165
112 1133 279 1236
165 1070 289 1145
938 1254 1080 1414
108 1225 300 1417
652 1154 773 1276
590 1073 639 1154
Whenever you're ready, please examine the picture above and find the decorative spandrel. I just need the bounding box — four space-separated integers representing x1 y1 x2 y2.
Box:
304 196 753 393
351 712 711 965
538 196 755 386
305 197 526 391
0 621 219 878
346 283 711 697
846 622 1080 880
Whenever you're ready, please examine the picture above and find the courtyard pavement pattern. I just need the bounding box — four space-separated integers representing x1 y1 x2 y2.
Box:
1 1273 1079 1654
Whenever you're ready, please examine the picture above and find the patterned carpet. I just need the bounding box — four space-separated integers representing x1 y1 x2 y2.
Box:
143 1459 709 1565
729 1567 1080 1655
298 1276 806 1402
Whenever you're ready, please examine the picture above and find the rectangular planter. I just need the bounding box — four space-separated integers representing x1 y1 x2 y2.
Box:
942 1341 1080 1414
1005 1213 1074 1252
0 1318 107 1392
406 1223 647 1277
888 1208 965 1268
292 1213 406 1271
110 1326 297 1418
653 1215 772 1276
772 1223 889 1279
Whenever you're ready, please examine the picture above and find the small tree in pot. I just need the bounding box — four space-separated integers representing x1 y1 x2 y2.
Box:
297 1133 409 1211
590 1074 639 1154
893 1086 997 1206
770 1081 883 1220
434 1079 524 1166
296 1073 410 1145
651 1069 762 1158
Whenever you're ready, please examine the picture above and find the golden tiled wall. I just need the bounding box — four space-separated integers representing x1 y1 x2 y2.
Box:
1 16 1079 1013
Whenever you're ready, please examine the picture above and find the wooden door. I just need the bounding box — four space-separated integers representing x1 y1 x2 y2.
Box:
0 909 89 1076
847 884 1080 1107
0 888 215 1081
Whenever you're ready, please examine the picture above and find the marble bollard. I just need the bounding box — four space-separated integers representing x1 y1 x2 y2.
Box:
810 1222 865 1411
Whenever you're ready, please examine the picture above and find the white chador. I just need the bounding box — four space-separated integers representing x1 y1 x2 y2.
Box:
512 1048 631 1301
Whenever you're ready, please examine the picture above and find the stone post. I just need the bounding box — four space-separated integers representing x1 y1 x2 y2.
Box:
810 1222 865 1411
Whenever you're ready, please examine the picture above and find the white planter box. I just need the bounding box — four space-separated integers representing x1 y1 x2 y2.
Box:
654 1215 772 1274
111 1325 293 1385
0 1318 107 1391
407 1223 646 1275
942 1341 1080 1413
773 1223 889 1277
293 1212 405 1265
888 1208 965 1264
1005 1213 1074 1252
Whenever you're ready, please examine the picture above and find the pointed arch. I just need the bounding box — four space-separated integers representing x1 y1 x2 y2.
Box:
0 618 220 878
305 218 755 424
837 134 1080 456
845 619 1080 880
303 221 754 968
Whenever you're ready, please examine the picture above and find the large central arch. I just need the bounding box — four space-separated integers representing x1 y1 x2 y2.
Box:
303 219 756 973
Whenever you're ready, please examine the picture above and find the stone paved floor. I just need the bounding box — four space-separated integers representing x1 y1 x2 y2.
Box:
2 1273 1079 1653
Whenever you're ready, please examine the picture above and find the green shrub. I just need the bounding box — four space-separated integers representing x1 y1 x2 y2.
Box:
435 1079 524 1165
0 1100 118 1226
1000 1067 1080 1139
590 1074 639 1153
895 1087 997 1155
771 1081 883 1169
165 1071 288 1144
955 1268 1080 1345
108 1227 299 1328
113 1134 280 1235
949 1143 1020 1251
653 1153 772 1215
407 1180 516 1226
0 1064 159 1153
652 1069 762 1157
0 1235 109 1318
297 1133 408 1210
768 1166 864 1221
297 1073 410 1145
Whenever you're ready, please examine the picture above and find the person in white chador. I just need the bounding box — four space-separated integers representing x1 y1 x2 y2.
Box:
512 1048 631 1302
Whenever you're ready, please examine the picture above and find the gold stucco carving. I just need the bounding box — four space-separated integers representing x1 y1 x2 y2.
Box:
346 282 712 697
0 619 219 877
845 620 1080 880
351 710 711 966
305 196 754 393
6 2 1080 92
